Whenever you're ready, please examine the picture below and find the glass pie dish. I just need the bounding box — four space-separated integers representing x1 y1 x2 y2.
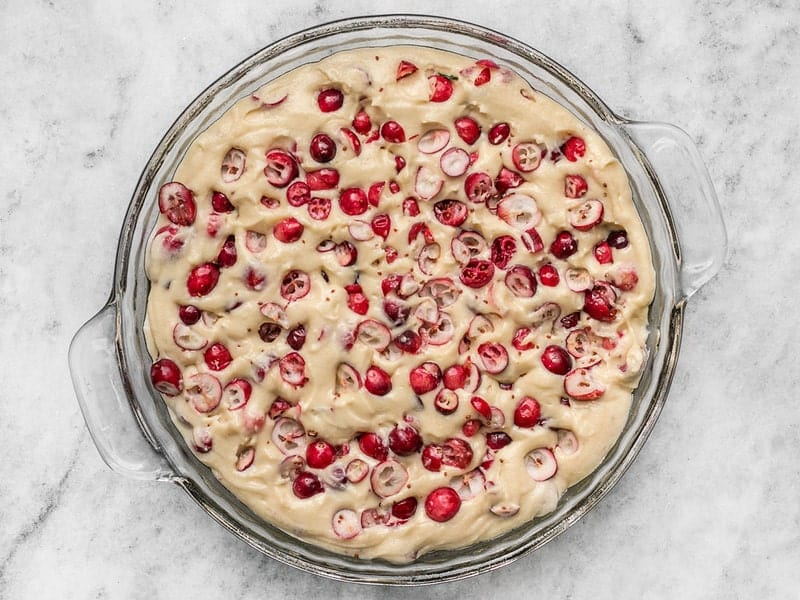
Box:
69 15 726 585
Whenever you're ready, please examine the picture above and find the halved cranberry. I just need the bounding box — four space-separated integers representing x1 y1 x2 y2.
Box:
192 427 213 453
494 167 523 195
216 235 237 267
336 362 362 393
286 324 306 350
388 424 422 455
364 365 392 396
391 497 418 520
305 196 331 221
564 366 605 400
497 194 541 230
473 66 491 86
150 358 182 395
339 187 368 216
488 122 510 145
504 265 537 297
512 327 535 351
331 509 361 539
421 444 444 471
368 181 385 207
173 322 207 351
560 311 581 329
380 120 406 143
443 364 467 390
273 217 304 243
608 264 639 290
158 181 196 226
470 396 492 421
415 166 443 199
417 128 451 154
513 396 541 428
512 142 545 172
204 342 232 371
306 168 340 191
428 74 454 102
309 133 336 163
420 278 461 308
419 311 455 346
396 60 418 80
235 446 255 472
280 270 310 301
371 459 408 498
358 432 388 461
409 222 435 245
434 388 459 415
521 227 544 253
223 378 252 410
218 148 246 185
477 342 509 374
464 172 494 203
211 191 234 213
245 230 267 254
451 230 487 264
279 352 306 387
440 147 470 177
490 235 517 269
433 199 468 227
264 149 298 188
293 471 324 498
258 322 281 343
178 304 201 325
317 88 344 112
339 127 361 156
607 229 629 249
539 264 560 286
460 259 495 288
568 199 604 231
561 136 586 161
187 263 219 297
409 362 441 395
352 110 372 134
565 174 588 198
382 299 408 324
454 116 481 145
594 241 614 264
462 419 481 438
541 345 573 375
442 438 473 469
525 448 557 481
346 458 369 483
370 213 391 239
271 417 307 455
550 231 578 259
306 439 335 469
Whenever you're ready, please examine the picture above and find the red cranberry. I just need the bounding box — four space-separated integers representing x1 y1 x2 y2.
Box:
541 345 573 375
150 358 182 395
293 471 324 498
352 110 371 134
309 133 337 162
273 217 304 243
550 231 578 259
560 311 581 329
317 88 344 112
307 197 332 221
428 74 454 102
216 235 237 268
264 149 298 188
306 168 340 191
539 264 560 286
561 136 586 161
421 444 444 471
394 330 422 354
364 365 392 396
396 60 418 80
485 431 512 450
454 116 481 145
286 324 306 350
433 199 468 227
391 497 418 520
514 396 541 428
371 213 391 239
286 181 310 207
443 364 467 390
402 197 420 216
425 487 461 522
204 342 232 371
490 235 517 270
488 122 510 145
306 440 335 469
607 229 629 249
178 305 201 325
409 362 441 395
460 259 495 288
441 438 473 469
158 181 196 226
564 174 588 198
358 432 388 461
388 424 422 456
380 121 406 143
187 263 219 297
339 187 368 216
211 191 235 213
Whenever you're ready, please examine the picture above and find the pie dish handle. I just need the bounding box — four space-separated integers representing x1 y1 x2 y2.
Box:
623 121 727 298
70 303 174 482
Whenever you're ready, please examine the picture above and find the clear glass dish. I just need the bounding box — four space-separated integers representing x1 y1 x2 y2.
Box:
69 15 726 585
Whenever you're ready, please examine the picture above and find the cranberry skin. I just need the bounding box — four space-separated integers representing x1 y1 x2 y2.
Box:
274 217 304 243
560 311 581 329
380 120 406 143
352 110 371 134
433 199 468 227
187 263 220 297
339 188 369 216
562 136 586 161
564 174 588 198
607 229 629 249
428 74 454 102
286 181 311 207
488 122 510 145
454 116 481 145
158 181 196 226
204 342 233 371
550 231 578 259
539 264 560 287
364 365 392 396
490 235 517 270
394 330 422 354
178 305 201 325
309 133 337 163
286 324 306 350
443 364 467 390
306 440 335 469
391 497 418 520
150 358 182 395
216 235 237 268
541 345 573 375
409 362 442 395
485 431 512 450
421 444 444 471
358 432 388 461
460 259 495 288
388 425 422 456
293 471 324 499
211 191 235 213
583 286 618 322
425 487 461 522
317 88 344 112
441 438 473 469
514 396 541 428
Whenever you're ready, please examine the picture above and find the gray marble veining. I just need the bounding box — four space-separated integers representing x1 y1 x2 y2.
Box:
1 1 798 598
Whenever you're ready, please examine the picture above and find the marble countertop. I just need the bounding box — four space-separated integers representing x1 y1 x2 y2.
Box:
1 1 797 598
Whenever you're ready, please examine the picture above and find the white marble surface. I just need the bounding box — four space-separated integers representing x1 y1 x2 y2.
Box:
1 1 797 597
